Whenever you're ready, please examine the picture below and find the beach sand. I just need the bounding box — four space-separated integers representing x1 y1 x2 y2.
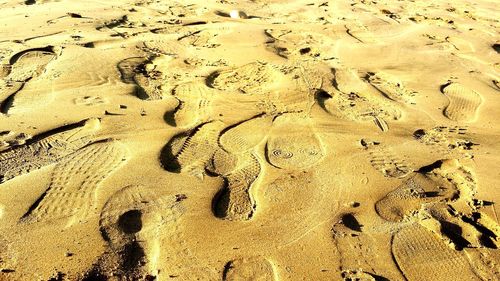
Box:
0 0 499 280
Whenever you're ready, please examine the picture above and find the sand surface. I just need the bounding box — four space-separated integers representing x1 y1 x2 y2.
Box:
0 0 499 280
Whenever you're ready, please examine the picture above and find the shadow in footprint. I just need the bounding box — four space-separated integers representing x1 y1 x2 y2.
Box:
159 130 192 173
205 71 219 89
211 169 258 221
89 185 184 280
211 181 231 219
121 241 147 275
315 89 332 113
159 122 224 177
163 106 179 127
214 11 230 17
493 44 500 54
341 213 363 232
0 92 17 114
118 210 142 234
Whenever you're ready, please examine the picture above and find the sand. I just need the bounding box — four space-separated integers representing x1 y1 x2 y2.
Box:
0 0 499 280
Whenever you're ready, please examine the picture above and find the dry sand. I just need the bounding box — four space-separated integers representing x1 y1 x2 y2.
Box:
0 0 499 280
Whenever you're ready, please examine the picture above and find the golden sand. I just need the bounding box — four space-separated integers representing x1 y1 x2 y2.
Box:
0 0 499 280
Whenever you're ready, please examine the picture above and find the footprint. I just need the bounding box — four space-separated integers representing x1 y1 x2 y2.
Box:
209 115 271 221
161 121 226 178
333 68 368 94
366 72 416 104
132 58 168 101
6 47 56 83
212 152 261 221
117 57 146 84
380 161 499 279
20 140 128 227
413 126 475 158
392 223 480 281
332 213 393 280
265 165 319 199
420 203 498 250
294 61 336 93
95 14 154 38
419 159 478 209
118 56 175 101
219 114 273 154
209 148 239 176
223 257 277 281
0 118 100 183
375 173 450 222
178 29 221 48
326 68 402 123
1 47 56 113
264 29 336 61
0 130 31 152
266 113 325 170
442 83 482 122
381 159 498 248
167 82 215 127
361 139 413 178
207 62 284 94
74 95 106 106
89 185 185 280
465 248 500 281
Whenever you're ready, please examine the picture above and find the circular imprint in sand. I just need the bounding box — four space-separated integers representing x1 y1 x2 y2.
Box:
267 136 325 169
223 257 276 281
266 114 325 170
